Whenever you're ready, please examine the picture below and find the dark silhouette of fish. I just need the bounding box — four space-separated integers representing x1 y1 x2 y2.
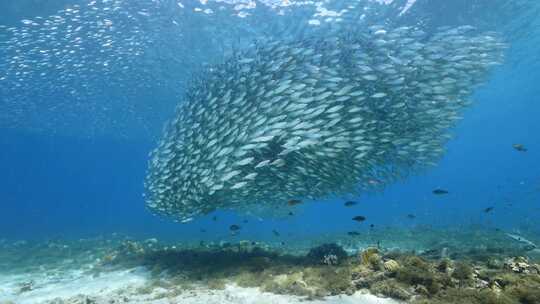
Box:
229 224 241 231
484 207 495 213
352 215 367 222
272 229 280 237
407 214 416 219
288 211 294 216
344 201 359 207
347 231 361 236
433 189 449 195
287 199 302 206
513 144 527 152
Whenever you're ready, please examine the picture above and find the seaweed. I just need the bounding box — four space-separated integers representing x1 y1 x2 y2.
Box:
452 261 473 282
414 289 517 304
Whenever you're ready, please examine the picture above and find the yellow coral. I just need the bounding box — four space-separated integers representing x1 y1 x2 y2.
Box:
360 248 379 265
384 259 400 273
360 247 381 269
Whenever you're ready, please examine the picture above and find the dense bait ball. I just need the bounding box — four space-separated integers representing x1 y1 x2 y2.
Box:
144 25 506 222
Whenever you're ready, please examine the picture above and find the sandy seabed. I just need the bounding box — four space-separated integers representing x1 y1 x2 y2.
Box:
0 266 400 304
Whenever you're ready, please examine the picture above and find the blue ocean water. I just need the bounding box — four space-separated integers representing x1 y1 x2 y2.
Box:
0 0 539 245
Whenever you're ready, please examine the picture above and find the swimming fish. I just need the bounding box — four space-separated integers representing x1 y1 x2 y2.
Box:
344 201 359 207
287 199 303 206
484 207 494 213
352 215 367 222
513 144 527 152
433 189 449 195
506 233 537 249
144 25 506 222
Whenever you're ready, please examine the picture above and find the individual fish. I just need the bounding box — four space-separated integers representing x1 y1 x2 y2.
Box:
287 199 303 206
484 207 494 213
371 92 387 98
344 201 359 207
272 229 280 237
407 214 416 219
352 215 367 222
229 224 241 231
513 144 527 152
433 189 449 195
347 231 361 236
506 233 537 249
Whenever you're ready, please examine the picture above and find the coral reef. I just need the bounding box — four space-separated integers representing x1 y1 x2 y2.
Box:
383 259 400 273
306 243 348 266
360 247 383 270
3 228 540 304
91 237 540 303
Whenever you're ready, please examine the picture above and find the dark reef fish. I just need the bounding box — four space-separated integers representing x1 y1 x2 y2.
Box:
433 189 449 195
287 199 303 206
229 224 241 231
513 144 527 152
144 25 506 222
352 215 367 222
344 201 359 207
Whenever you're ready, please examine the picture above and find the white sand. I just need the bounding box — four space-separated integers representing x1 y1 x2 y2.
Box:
0 267 402 304
161 285 404 304
0 266 148 304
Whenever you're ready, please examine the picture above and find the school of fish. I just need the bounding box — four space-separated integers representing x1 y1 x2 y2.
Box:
144 24 506 222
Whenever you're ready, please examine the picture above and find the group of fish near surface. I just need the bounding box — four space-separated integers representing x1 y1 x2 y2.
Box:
144 24 507 223
0 0 180 136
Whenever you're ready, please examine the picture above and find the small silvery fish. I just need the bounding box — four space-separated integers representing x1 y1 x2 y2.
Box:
144 24 505 222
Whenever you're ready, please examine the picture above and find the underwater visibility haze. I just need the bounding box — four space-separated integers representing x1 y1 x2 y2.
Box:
1 0 540 303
